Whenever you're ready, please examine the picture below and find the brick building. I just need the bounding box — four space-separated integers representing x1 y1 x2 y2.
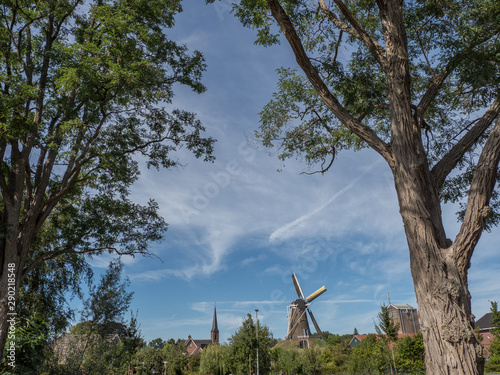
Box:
185 305 219 356
388 304 420 334
475 312 496 358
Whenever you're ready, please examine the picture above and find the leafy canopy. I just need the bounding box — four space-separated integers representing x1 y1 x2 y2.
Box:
216 0 500 222
0 0 215 268
375 303 400 342
228 313 276 375
81 260 133 335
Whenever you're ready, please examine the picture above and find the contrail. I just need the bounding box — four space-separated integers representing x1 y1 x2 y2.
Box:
269 159 383 242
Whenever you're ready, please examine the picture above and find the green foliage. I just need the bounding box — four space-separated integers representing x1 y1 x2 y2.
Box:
374 304 402 375
375 304 399 343
199 343 231 375
269 334 423 374
322 342 350 374
149 337 166 350
395 333 426 375
485 354 500 374
301 346 324 375
0 313 51 375
271 347 303 374
0 0 216 354
187 352 202 375
0 0 215 252
0 254 90 373
492 341 500 359
78 338 129 375
490 301 500 337
228 313 276 375
17 253 93 335
42 261 142 374
257 67 364 173
233 0 500 220
47 312 144 375
323 332 341 346
3 236 96 373
162 340 189 375
133 345 167 375
121 310 145 357
347 334 391 374
82 260 133 335
487 301 500 373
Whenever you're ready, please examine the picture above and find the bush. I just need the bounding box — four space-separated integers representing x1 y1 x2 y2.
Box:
347 334 391 374
395 333 425 375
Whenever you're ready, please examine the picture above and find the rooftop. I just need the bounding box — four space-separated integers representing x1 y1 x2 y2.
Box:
475 313 493 330
390 304 416 310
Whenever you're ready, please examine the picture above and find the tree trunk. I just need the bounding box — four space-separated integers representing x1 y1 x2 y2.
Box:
381 0 484 370
406 229 484 374
389 98 484 373
264 0 494 373
393 163 484 374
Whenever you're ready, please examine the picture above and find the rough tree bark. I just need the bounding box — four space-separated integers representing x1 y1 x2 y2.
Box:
264 0 500 373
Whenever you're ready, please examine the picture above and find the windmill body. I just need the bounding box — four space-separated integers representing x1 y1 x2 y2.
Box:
287 298 311 339
286 273 327 340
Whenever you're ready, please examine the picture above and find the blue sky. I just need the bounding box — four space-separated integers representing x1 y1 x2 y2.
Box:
85 1 500 343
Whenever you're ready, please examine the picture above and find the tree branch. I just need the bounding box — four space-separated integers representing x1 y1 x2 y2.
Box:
318 1 358 36
453 114 500 279
416 30 499 127
415 65 453 129
319 0 388 70
23 246 119 279
267 0 394 167
431 99 500 190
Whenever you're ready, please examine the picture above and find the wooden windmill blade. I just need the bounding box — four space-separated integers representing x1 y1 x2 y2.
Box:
291 273 305 299
305 286 326 303
308 308 322 336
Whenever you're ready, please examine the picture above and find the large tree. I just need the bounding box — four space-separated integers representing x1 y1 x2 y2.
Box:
78 260 133 336
217 0 500 373
0 0 215 357
228 313 276 375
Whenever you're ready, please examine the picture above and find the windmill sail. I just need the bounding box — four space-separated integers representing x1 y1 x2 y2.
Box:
306 286 326 303
292 273 305 299
308 309 322 336
286 273 327 341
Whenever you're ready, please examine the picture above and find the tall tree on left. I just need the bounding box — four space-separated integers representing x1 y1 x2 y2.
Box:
0 0 215 356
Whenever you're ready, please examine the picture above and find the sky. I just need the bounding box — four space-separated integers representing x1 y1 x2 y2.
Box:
84 1 500 344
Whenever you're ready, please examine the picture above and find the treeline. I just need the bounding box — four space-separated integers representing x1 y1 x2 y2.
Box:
197 325 426 375
1 258 498 375
3 306 500 375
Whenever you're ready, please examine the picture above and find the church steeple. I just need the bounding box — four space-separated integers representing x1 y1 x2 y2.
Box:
211 305 219 344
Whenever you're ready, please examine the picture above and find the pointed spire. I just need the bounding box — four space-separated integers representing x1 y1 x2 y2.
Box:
211 304 219 344
212 305 219 333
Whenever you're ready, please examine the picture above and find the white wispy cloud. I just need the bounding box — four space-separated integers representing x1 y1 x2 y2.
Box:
241 254 268 266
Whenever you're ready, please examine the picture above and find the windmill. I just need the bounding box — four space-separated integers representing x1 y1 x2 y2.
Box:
286 273 327 341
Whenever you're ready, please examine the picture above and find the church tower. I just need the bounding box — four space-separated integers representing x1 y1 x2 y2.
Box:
211 305 219 344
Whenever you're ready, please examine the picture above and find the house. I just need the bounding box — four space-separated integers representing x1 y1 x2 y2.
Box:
349 334 371 348
475 312 496 358
185 306 219 356
388 304 420 334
